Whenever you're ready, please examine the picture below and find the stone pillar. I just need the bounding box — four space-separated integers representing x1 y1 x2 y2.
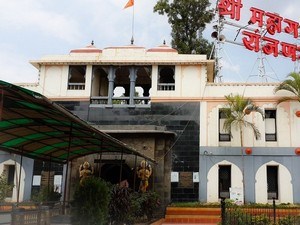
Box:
107 66 116 105
129 67 137 106
143 85 151 104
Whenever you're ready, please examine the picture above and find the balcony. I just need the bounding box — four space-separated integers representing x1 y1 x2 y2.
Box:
157 83 175 91
90 96 151 108
68 83 85 90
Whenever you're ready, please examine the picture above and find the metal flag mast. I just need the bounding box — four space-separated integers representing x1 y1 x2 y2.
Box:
124 0 135 45
131 2 135 44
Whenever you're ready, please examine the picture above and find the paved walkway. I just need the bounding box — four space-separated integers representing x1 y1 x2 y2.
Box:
49 216 218 225
151 218 218 225
50 215 71 225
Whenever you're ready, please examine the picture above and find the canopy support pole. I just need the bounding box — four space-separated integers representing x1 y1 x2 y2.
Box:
98 139 103 178
47 155 52 199
63 122 72 214
0 89 3 120
133 154 137 191
17 152 23 204
119 149 124 183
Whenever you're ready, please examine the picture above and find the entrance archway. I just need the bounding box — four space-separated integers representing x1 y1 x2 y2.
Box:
100 163 135 188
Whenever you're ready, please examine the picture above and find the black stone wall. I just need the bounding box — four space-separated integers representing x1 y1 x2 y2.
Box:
57 101 200 202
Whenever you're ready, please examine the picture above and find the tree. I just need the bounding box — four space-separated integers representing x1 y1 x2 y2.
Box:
221 94 264 203
274 72 300 104
154 0 214 56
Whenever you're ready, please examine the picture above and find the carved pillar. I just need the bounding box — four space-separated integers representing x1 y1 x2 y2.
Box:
143 85 151 104
129 67 137 106
107 66 116 105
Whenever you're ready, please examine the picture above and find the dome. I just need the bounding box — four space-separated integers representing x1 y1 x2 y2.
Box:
70 41 102 54
147 42 178 53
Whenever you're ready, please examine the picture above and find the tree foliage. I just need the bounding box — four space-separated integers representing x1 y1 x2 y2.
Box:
274 72 300 104
109 185 132 225
221 94 264 204
31 185 61 203
154 0 214 56
0 172 13 202
71 177 110 225
221 94 264 143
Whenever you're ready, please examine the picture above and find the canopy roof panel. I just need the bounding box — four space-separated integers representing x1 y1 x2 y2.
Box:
0 80 155 164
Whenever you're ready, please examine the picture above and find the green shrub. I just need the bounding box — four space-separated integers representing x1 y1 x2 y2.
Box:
139 191 160 220
71 177 110 225
251 214 272 225
109 185 133 225
31 186 61 203
130 191 160 221
278 215 300 225
0 172 14 202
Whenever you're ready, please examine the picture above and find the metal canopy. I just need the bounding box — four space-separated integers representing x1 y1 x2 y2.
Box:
0 80 155 164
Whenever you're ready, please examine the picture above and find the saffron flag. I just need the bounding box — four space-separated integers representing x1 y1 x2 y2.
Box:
124 0 134 9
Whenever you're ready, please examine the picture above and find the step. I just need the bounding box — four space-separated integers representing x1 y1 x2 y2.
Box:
164 207 221 224
166 207 221 215
165 214 220 223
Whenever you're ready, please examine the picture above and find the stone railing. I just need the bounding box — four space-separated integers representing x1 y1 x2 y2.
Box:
157 83 175 91
90 96 151 106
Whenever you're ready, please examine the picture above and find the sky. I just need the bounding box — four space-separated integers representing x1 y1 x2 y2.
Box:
0 0 300 84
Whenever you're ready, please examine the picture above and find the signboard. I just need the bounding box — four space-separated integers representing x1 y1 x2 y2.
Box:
193 172 199 183
32 175 41 186
218 0 299 61
54 175 62 193
171 172 179 182
179 172 193 188
230 187 244 205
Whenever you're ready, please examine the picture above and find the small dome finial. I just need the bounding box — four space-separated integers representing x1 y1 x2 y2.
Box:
163 40 166 45
131 36 134 45
91 40 94 45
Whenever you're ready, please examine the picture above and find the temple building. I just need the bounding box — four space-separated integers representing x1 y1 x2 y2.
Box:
2 41 300 205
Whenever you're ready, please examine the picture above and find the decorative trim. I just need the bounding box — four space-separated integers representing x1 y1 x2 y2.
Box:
245 148 252 155
295 148 300 155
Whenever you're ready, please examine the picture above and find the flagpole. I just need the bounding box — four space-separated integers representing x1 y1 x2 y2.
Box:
124 0 135 44
131 3 135 44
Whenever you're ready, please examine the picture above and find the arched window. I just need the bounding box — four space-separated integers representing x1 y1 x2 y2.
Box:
157 65 175 91
68 65 86 90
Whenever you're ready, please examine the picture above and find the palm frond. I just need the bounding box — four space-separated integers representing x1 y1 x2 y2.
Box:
243 104 265 120
244 120 261 140
275 72 300 103
277 97 294 104
222 93 263 144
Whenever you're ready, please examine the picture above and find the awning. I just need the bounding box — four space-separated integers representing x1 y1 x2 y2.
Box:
0 80 155 164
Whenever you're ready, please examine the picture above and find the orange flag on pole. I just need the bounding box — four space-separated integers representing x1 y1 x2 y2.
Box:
124 0 134 9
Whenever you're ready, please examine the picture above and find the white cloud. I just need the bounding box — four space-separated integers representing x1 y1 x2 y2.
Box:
0 0 298 84
0 50 38 83
0 0 82 43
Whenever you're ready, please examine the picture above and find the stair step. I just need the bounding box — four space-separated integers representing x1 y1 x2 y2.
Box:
166 207 221 215
164 207 221 224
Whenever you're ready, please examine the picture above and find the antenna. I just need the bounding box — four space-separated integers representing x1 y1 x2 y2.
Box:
210 8 225 83
214 16 275 82
294 35 300 74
